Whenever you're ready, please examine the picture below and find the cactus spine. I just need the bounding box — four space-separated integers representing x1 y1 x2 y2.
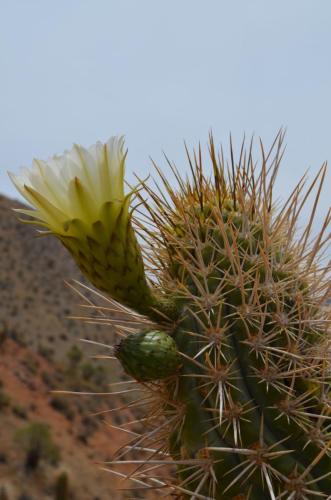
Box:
11 132 331 498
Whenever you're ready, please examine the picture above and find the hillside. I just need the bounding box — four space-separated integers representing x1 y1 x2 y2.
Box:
0 194 148 500
0 194 112 359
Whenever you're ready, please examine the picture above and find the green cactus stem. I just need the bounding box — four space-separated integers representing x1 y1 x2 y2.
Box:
109 132 331 498
11 131 331 499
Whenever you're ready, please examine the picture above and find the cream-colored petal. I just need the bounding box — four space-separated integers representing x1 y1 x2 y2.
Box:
9 136 130 236
23 185 68 232
67 176 98 222
106 136 126 200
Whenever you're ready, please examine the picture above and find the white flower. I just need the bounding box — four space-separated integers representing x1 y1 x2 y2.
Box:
8 136 172 319
8 136 127 235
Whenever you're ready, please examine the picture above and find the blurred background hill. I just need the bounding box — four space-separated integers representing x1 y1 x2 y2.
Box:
0 195 142 500
0 194 108 357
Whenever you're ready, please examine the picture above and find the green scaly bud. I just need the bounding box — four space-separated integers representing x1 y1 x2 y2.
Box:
114 330 182 382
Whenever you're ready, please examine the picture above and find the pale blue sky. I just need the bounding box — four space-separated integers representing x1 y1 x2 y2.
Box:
1 0 330 231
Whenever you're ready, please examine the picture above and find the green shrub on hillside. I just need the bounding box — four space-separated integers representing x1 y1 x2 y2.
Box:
15 422 60 471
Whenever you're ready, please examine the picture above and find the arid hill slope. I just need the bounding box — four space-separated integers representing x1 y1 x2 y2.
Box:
0 194 112 358
0 194 147 500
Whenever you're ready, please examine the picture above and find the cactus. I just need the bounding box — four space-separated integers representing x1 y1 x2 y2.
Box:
0 487 9 500
15 422 60 471
54 471 69 500
10 132 331 498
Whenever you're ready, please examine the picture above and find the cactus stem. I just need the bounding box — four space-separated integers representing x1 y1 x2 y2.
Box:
12 132 331 498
